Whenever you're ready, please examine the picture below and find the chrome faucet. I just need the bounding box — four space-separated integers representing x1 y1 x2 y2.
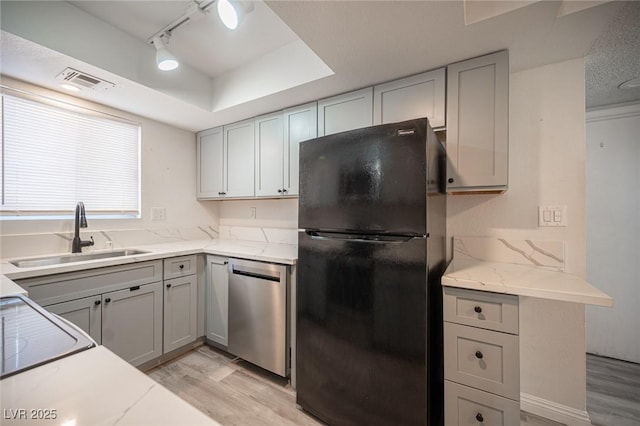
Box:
72 202 94 253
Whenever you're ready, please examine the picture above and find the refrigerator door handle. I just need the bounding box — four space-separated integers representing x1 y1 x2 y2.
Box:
306 230 424 243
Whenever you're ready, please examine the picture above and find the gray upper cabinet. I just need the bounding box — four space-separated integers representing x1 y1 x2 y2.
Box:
224 119 255 198
373 68 446 128
255 112 285 197
446 50 509 193
196 126 224 199
318 87 373 137
253 104 318 198
284 102 317 196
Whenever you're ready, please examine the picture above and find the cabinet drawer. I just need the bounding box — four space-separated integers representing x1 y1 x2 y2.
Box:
164 255 197 279
445 380 520 426
444 322 519 400
444 287 518 334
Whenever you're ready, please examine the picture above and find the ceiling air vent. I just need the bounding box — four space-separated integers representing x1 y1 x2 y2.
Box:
55 68 115 92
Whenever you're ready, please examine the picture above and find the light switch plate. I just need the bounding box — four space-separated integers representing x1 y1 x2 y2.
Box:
151 207 166 221
539 205 567 227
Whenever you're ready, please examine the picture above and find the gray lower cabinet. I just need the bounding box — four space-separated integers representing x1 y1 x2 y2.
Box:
163 274 198 353
205 255 229 347
443 287 520 425
20 260 166 367
101 282 163 366
45 295 102 344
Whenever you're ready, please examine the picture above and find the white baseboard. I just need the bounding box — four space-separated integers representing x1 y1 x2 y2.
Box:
521 393 591 426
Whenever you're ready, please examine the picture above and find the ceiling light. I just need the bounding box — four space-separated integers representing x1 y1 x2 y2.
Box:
619 77 640 90
152 34 179 71
217 0 243 30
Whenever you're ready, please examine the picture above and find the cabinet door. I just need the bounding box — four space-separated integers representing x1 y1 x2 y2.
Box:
102 282 163 366
373 68 445 128
164 275 198 353
224 119 255 197
318 87 373 136
205 256 229 347
196 127 224 199
255 112 284 197
45 296 102 344
446 50 509 192
284 102 317 196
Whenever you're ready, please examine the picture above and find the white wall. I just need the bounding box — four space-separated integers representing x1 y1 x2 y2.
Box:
0 76 220 258
586 102 640 363
448 58 589 416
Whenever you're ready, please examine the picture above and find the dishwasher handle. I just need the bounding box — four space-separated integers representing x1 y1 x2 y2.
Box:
231 265 281 282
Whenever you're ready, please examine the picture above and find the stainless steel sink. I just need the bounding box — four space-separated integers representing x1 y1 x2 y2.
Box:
9 249 150 268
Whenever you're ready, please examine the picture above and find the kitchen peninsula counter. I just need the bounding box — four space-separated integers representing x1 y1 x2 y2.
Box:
0 346 218 426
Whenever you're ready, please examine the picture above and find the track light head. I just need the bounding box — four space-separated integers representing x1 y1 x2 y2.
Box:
152 34 179 71
217 0 244 30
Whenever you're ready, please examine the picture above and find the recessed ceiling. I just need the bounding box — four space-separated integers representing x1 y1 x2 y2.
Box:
0 1 637 132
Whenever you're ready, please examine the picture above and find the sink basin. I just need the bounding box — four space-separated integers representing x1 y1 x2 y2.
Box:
9 249 150 268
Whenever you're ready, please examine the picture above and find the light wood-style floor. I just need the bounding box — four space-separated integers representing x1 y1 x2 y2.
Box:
147 345 639 426
587 353 640 426
147 344 322 426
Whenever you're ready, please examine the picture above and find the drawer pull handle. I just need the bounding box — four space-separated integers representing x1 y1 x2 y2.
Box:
475 413 484 422
105 297 111 303
474 305 482 314
475 351 484 359
179 264 185 269
166 283 172 289
94 300 101 306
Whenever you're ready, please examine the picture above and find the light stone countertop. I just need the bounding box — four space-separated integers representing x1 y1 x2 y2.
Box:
0 239 297 283
0 346 218 426
442 258 613 307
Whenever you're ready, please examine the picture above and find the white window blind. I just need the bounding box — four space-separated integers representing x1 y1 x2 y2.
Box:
1 92 140 218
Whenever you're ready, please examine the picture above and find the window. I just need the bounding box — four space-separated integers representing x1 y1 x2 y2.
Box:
1 91 140 219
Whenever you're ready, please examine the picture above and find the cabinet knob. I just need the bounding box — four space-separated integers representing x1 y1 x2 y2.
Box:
218 191 226 196
448 178 454 184
475 413 484 423
94 300 101 306
283 189 288 193
278 189 283 193
475 351 484 360
179 264 184 269
166 283 172 289
474 305 482 314
105 297 111 303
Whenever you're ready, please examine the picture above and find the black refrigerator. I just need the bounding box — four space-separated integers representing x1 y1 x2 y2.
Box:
296 118 447 426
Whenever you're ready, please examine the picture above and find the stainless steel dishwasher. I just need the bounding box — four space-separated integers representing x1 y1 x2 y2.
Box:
227 258 289 377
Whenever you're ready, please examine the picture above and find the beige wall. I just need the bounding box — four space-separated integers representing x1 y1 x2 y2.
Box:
0 76 220 257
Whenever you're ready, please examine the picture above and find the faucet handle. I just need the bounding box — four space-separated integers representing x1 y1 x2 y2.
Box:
80 236 95 248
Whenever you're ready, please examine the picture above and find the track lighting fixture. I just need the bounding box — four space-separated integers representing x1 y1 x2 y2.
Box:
152 33 179 71
148 0 255 72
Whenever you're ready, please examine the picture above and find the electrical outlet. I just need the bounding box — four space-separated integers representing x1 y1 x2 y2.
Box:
538 205 567 227
151 207 166 221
